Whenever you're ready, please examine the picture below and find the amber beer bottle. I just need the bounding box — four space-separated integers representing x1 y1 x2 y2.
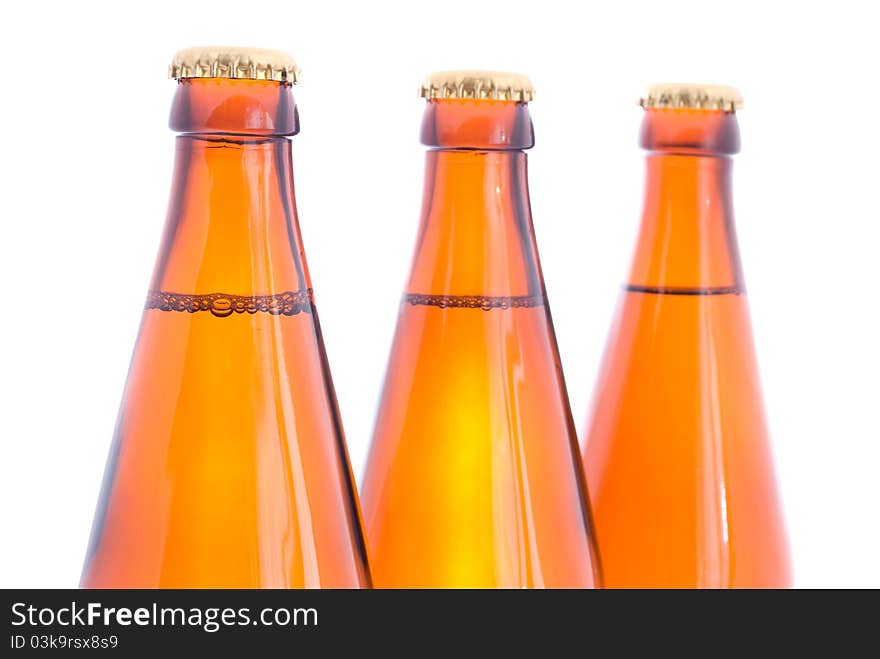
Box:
81 47 370 588
361 72 601 588
582 84 791 588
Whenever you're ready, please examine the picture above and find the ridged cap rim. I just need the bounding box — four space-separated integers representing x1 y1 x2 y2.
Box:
419 70 535 102
169 46 301 83
640 83 743 111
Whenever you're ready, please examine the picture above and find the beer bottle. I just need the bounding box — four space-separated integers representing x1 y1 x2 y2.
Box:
361 72 601 588
582 84 791 588
81 47 371 588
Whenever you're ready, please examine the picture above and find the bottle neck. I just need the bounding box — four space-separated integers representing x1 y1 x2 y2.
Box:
150 80 309 306
406 100 543 302
169 78 299 136
628 109 744 293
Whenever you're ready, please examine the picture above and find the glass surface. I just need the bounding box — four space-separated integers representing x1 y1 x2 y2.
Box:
582 108 791 588
81 79 370 588
362 100 600 588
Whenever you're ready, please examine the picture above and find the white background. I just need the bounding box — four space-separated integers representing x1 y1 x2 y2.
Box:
1 0 877 588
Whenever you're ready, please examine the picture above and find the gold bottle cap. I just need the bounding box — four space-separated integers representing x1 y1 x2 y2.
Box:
640 83 743 112
419 71 535 102
168 46 301 83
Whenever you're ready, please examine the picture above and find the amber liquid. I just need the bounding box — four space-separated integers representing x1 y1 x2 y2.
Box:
81 79 370 588
583 109 791 588
362 101 600 588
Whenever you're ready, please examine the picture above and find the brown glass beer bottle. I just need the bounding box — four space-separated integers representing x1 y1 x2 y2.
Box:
81 47 371 588
582 84 791 588
361 72 601 588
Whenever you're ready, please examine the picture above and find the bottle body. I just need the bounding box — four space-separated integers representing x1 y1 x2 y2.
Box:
583 107 791 588
82 78 370 588
362 98 600 588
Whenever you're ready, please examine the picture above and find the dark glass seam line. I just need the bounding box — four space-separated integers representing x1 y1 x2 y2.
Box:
403 293 546 310
145 289 314 316
182 134 290 145
625 284 744 296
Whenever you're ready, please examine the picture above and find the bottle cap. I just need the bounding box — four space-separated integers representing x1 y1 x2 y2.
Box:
419 71 535 102
640 83 743 112
168 46 301 83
